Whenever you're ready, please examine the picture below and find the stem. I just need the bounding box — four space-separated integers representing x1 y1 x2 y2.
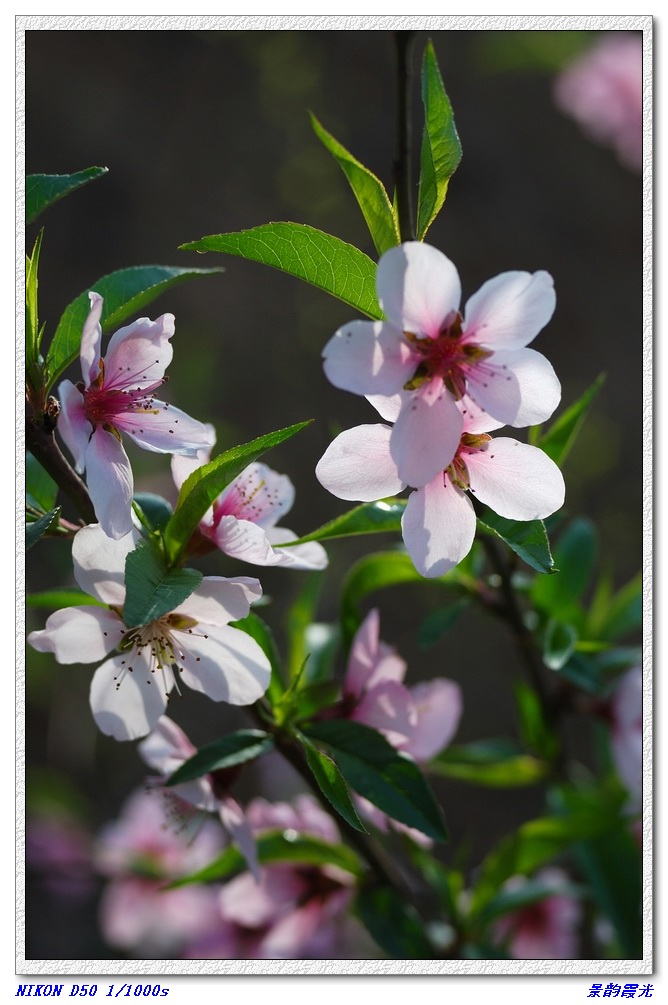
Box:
26 414 96 526
394 31 416 242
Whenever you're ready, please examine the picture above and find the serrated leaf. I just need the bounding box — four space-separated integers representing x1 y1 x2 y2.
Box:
304 720 448 843
167 730 273 786
430 739 548 788
26 588 104 609
311 114 400 256
532 517 597 619
26 507 60 550
45 265 222 389
477 510 556 575
539 372 605 466
356 885 434 959
26 167 108 225
132 493 174 534
543 618 578 671
416 41 462 240
418 598 468 649
163 421 311 565
26 452 58 513
26 230 43 373
231 611 285 706
180 223 383 320
123 542 203 629
282 498 406 547
299 735 367 833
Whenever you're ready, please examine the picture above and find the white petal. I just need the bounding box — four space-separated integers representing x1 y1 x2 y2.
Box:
465 437 565 520
377 242 461 337
322 320 417 396
119 401 215 455
138 716 196 773
464 270 556 350
402 477 476 578
90 655 169 741
57 380 92 473
316 424 405 502
28 606 125 664
174 624 271 705
171 430 215 491
80 292 104 387
466 347 561 427
103 314 175 391
214 516 278 566
84 428 135 540
72 523 139 605
458 395 505 435
365 392 406 423
264 527 329 570
390 378 463 487
174 576 263 625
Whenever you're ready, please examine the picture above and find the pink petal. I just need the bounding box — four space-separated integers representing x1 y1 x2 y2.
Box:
84 427 134 540
118 400 215 456
365 392 405 423
402 476 476 578
465 437 565 520
345 609 406 697
28 606 125 664
219 796 260 883
466 347 561 427
216 463 294 529
57 380 92 474
322 320 417 396
259 900 324 959
72 524 139 605
220 869 296 927
173 623 271 705
458 395 505 435
404 679 463 762
377 242 461 338
463 270 556 351
80 292 104 387
90 654 169 741
316 424 405 502
390 378 463 487
171 430 215 491
352 680 417 750
138 716 197 771
264 527 329 570
174 576 262 624
102 314 175 391
214 516 279 566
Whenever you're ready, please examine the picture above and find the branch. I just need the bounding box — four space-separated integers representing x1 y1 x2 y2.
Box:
26 413 96 526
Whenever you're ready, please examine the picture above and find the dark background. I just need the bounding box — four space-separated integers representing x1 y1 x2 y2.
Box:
24 28 642 959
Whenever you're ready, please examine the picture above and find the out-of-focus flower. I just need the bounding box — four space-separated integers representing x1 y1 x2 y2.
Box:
493 868 581 959
172 441 327 570
316 397 564 578
58 292 214 539
553 33 643 172
26 813 96 901
94 788 223 958
322 242 560 487
610 666 642 812
139 716 259 879
28 524 271 741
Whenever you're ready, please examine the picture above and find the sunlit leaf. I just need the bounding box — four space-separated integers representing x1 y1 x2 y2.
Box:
26 588 104 609
416 41 462 239
430 738 548 788
232 611 285 706
538 373 605 466
532 517 597 620
282 499 406 547
477 510 556 575
26 167 108 224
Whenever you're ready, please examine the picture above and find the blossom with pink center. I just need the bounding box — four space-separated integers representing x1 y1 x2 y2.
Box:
57 292 214 539
609 666 642 812
94 788 223 957
172 439 328 569
493 868 581 959
316 396 565 578
27 524 272 741
322 242 560 487
138 716 259 879
554 33 643 173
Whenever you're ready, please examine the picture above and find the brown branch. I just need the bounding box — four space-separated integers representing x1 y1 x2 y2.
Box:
26 414 95 526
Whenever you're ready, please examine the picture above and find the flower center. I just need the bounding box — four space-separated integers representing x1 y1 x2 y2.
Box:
446 432 492 490
403 312 492 400
113 613 205 702
82 359 167 428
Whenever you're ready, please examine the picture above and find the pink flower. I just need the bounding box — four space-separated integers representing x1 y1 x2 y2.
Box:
322 242 560 487
316 397 565 578
554 33 643 172
139 716 259 879
493 868 581 959
95 788 223 957
172 440 328 570
26 813 95 901
28 524 272 741
609 666 642 811
58 292 214 539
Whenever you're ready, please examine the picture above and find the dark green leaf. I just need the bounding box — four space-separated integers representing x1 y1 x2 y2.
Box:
532 518 597 619
132 493 173 534
26 588 104 609
180 222 383 320
556 652 603 694
539 373 605 466
293 679 341 720
299 735 367 833
26 452 58 513
543 618 578 671
231 611 285 706
477 510 556 575
514 681 558 761
46 265 222 389
430 739 548 788
356 885 434 959
416 41 462 240
26 230 43 372
311 114 400 255
589 572 642 643
26 167 108 224
167 730 273 786
163 421 311 565
26 507 60 550
282 498 406 547
304 720 448 843
418 599 468 649
123 542 203 629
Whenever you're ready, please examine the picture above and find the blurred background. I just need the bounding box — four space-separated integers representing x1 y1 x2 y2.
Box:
24 28 643 960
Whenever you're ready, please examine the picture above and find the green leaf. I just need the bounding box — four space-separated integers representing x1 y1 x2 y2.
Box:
132 493 174 534
26 230 44 373
477 878 584 926
531 517 597 620
166 730 274 786
26 167 108 225
283 499 406 547
163 421 311 565
538 373 605 465
299 734 367 833
26 588 104 609
180 223 383 320
45 265 222 389
543 618 578 671
430 739 548 788
167 831 364 888
303 720 448 843
26 507 60 550
416 41 462 240
284 572 325 682
477 510 556 575
356 886 434 959
556 652 603 694
310 114 400 256
26 452 58 513
231 611 285 707
514 681 558 761
418 598 468 649
589 572 642 643
123 542 203 629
